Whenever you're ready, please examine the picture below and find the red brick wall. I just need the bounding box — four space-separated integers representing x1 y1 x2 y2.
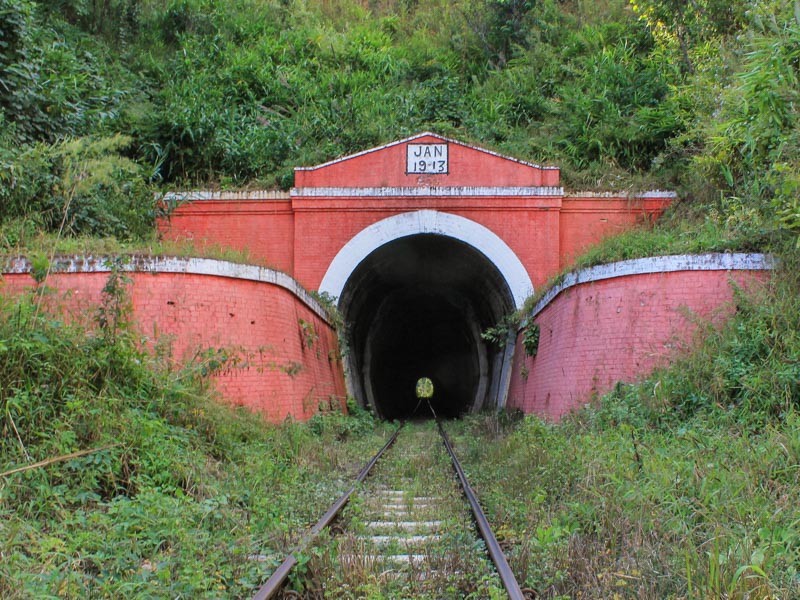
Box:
163 195 671 294
0 263 346 422
160 198 295 274
3 254 773 422
158 136 672 295
506 264 770 420
294 133 560 188
559 195 669 268
290 198 564 291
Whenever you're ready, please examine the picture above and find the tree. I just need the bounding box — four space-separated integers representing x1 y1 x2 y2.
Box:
631 0 747 73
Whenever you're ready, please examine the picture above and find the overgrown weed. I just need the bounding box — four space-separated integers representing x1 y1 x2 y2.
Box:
0 230 280 270
450 257 800 598
0 284 390 598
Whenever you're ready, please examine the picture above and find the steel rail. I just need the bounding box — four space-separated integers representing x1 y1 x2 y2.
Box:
437 420 526 600
251 425 403 600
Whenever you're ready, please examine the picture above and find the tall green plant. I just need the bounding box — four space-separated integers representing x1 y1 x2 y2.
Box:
0 135 157 241
631 0 748 73
0 0 49 142
689 6 800 238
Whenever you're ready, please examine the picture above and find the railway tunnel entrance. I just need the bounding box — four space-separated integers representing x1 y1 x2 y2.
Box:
158 132 676 423
337 233 518 420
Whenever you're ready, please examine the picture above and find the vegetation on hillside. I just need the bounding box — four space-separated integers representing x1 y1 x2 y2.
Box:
1 1 800 597
0 0 799 252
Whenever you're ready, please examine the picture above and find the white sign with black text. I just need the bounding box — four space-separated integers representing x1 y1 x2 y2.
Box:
406 143 448 174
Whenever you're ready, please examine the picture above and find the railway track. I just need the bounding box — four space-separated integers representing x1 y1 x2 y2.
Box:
253 420 530 599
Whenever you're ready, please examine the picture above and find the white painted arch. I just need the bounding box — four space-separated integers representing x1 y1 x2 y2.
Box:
319 210 534 308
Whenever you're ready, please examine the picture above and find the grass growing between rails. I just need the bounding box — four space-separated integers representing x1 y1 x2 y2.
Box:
0 287 393 598
301 422 506 599
450 261 800 599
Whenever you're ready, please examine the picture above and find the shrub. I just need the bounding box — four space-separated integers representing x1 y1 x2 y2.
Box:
0 135 157 242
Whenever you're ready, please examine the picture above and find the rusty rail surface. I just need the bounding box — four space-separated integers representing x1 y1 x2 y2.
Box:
254 419 526 599
251 425 402 600
437 420 527 600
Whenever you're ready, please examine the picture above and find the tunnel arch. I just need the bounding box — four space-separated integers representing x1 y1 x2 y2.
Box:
319 210 534 309
321 211 532 420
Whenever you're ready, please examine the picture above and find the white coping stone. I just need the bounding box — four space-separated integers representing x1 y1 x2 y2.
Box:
5 252 772 333
291 186 563 197
319 210 535 309
566 190 677 199
161 190 290 201
159 187 674 200
2 255 331 324
524 252 776 326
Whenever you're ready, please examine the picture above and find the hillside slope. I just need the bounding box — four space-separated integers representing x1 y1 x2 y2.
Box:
1 1 799 597
1 0 798 251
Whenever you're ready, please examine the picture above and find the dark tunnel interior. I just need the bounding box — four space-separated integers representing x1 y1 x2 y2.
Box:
338 234 516 420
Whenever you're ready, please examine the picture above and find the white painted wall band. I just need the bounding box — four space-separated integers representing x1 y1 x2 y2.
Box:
291 186 563 197
161 190 290 202
3 256 331 324
318 210 534 309
565 190 677 199
525 253 776 324
161 187 672 202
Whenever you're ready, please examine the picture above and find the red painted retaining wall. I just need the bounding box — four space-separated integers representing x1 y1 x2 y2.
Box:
0 258 346 422
506 255 773 419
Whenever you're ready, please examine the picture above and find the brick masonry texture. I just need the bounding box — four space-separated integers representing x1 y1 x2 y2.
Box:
156 136 779 422
162 133 673 293
506 265 772 420
0 258 346 422
4 135 774 423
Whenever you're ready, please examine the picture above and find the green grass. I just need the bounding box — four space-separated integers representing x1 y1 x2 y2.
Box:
0 230 280 270
0 285 392 598
2 240 798 599
451 410 800 599
449 259 800 599
2 1 800 596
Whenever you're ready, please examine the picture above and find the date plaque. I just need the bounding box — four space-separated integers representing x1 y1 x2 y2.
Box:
406 143 448 174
